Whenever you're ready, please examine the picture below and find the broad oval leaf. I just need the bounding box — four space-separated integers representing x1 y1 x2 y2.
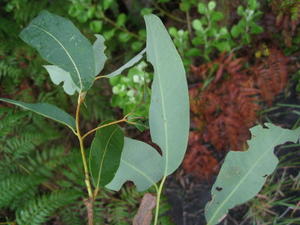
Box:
144 14 189 175
106 48 146 78
19 10 95 92
93 34 107 76
0 98 76 131
43 65 79 95
89 122 124 188
205 123 300 225
106 137 164 191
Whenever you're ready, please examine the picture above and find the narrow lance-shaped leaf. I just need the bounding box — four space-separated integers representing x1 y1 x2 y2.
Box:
145 14 190 175
205 123 300 225
0 98 76 131
89 122 124 188
43 65 79 95
106 137 164 191
93 34 107 76
19 10 95 92
106 48 146 78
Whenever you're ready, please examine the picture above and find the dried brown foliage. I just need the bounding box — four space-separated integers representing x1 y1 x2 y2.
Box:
184 48 289 179
271 0 300 46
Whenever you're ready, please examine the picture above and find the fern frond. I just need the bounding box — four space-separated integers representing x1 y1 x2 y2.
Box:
0 175 43 209
59 203 86 225
0 108 27 137
0 59 22 80
16 190 80 225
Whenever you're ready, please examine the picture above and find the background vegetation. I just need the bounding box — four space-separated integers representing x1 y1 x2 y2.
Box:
0 0 299 224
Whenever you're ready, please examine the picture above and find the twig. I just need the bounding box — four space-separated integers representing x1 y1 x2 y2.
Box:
75 93 94 225
84 197 94 225
100 12 142 40
152 2 186 24
94 75 108 81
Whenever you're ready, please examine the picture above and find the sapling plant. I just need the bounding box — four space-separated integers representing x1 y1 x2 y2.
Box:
0 10 189 225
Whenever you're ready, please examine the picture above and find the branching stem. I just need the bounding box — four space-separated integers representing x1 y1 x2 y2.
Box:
100 12 142 40
82 113 136 140
75 93 94 225
94 75 108 81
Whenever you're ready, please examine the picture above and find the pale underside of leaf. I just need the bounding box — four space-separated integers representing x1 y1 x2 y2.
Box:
205 123 300 225
106 137 163 192
44 65 79 95
93 34 107 76
106 48 146 78
19 10 95 92
144 14 189 175
0 98 76 131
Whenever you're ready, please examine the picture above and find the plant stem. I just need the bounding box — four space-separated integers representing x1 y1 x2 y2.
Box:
153 175 167 225
75 93 94 225
82 118 126 140
152 2 186 24
100 12 142 40
94 75 108 81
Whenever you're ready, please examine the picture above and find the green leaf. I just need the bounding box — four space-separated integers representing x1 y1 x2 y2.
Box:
144 14 189 175
205 123 300 225
102 0 113 10
211 12 224 22
198 3 207 14
208 1 216 11
237 6 244 16
89 122 124 188
106 48 146 78
250 23 263 34
186 48 201 57
19 10 95 92
231 25 240 38
43 65 79 95
192 19 203 31
131 41 143 51
103 29 116 40
179 1 191 12
106 137 163 191
214 41 231 52
89 20 103 33
118 32 131 43
116 13 127 27
93 34 107 76
0 98 76 131
141 8 153 16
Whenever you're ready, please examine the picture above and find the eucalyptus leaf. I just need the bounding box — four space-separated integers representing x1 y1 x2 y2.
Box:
43 65 79 95
106 137 163 191
19 10 95 92
0 98 76 131
93 34 107 76
89 122 124 188
205 123 300 225
106 48 146 78
144 14 189 175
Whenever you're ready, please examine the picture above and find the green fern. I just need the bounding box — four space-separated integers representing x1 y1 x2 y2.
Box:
0 175 43 209
16 191 80 225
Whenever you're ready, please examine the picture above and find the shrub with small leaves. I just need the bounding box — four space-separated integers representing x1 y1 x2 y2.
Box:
110 61 152 119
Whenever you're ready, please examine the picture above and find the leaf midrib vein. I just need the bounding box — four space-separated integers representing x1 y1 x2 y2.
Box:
148 20 169 175
96 127 119 189
208 131 285 225
32 24 83 90
122 159 156 186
